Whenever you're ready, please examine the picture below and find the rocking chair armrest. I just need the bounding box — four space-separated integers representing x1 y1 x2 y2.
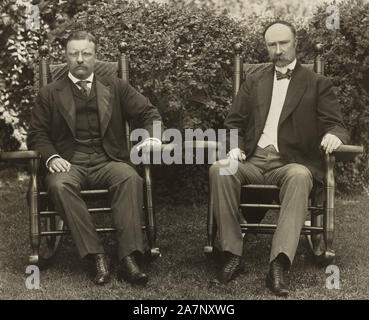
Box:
0 150 41 161
324 144 364 187
140 143 177 165
141 143 177 153
182 140 222 163
330 144 364 162
183 140 222 151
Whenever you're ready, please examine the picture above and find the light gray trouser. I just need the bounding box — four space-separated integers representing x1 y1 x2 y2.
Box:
209 145 313 264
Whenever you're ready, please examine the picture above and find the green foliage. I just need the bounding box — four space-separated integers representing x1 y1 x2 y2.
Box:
0 0 94 150
166 0 331 23
308 0 369 193
0 0 41 150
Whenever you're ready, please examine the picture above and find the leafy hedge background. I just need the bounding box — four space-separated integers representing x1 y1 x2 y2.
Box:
0 0 368 202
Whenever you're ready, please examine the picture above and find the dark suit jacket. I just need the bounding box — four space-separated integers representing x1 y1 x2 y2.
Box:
27 75 162 166
225 62 349 182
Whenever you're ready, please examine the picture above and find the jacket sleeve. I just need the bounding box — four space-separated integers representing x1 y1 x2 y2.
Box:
224 78 252 152
118 79 163 140
316 76 350 144
27 88 58 164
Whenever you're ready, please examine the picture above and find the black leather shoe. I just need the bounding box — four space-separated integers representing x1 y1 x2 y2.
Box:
219 253 244 283
266 258 289 297
93 253 110 285
117 254 148 286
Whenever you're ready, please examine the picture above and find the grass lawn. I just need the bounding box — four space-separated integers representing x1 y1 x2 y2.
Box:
0 167 368 300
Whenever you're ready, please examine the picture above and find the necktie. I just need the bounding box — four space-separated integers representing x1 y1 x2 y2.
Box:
76 80 91 96
276 68 293 81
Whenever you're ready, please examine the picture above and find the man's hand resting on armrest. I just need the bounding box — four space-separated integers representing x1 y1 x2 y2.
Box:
320 133 343 154
48 157 71 173
227 148 246 162
135 137 162 152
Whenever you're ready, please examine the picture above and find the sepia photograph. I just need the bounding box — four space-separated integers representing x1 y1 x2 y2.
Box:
0 0 368 307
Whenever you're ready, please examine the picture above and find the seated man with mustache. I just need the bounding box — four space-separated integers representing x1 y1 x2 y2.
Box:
209 20 349 296
28 31 162 286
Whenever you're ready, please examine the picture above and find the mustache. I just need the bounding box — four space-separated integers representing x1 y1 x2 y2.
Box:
272 54 283 60
272 56 288 63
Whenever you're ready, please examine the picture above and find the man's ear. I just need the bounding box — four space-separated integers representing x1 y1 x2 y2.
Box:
294 38 298 48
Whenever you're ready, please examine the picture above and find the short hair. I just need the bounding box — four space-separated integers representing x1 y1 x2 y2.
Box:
263 20 296 39
65 31 98 51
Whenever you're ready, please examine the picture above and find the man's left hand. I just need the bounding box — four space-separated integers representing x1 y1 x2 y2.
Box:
321 133 342 154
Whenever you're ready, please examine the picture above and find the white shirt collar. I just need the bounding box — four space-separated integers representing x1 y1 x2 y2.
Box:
68 72 94 84
275 59 297 74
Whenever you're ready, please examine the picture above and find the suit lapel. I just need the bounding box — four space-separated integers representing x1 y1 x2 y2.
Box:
278 62 307 127
56 78 76 137
255 66 274 136
95 76 112 137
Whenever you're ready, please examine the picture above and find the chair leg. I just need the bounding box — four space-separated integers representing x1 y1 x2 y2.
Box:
308 154 336 267
323 188 335 264
323 154 336 264
28 159 40 265
204 181 215 255
144 165 161 260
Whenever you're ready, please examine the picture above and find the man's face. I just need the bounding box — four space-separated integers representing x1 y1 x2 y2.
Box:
65 39 96 79
264 23 297 67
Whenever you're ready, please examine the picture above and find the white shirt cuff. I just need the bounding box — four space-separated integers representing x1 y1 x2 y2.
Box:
46 154 60 168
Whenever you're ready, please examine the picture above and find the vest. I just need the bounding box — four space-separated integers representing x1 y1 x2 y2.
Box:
70 80 104 154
